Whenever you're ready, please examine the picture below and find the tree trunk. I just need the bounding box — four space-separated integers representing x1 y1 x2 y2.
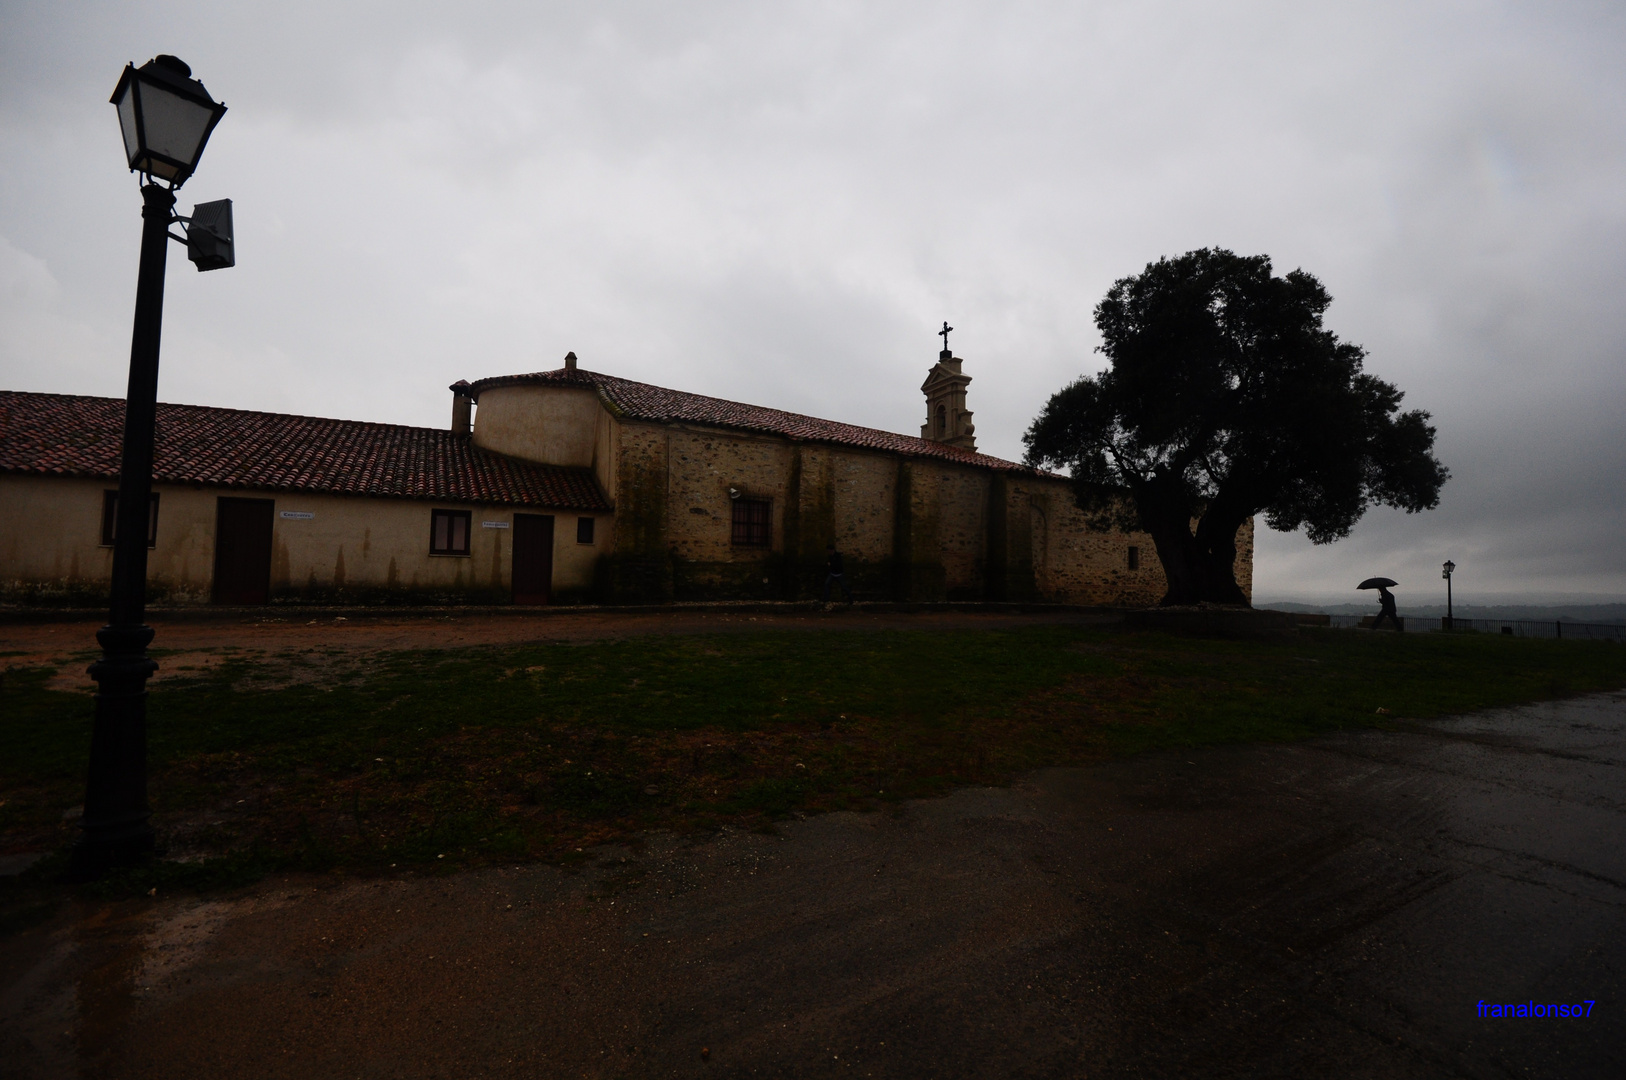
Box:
1145 508 1250 606
1145 518 1203 605
1193 509 1250 606
1121 476 1250 607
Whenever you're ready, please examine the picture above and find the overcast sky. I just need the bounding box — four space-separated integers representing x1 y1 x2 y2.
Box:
3 1 1623 603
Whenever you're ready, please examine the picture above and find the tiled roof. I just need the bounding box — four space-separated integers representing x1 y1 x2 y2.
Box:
0 391 610 510
466 368 1043 474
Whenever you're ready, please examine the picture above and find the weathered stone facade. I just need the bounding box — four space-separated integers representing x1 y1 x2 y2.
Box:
596 425 1254 605
466 363 1256 606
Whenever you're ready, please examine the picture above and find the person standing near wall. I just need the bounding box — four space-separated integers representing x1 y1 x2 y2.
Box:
822 542 854 606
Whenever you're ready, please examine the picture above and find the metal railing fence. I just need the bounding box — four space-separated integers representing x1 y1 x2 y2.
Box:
1325 614 1626 642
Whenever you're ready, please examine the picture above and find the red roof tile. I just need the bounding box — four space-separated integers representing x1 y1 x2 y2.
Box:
0 391 610 510
466 368 1044 474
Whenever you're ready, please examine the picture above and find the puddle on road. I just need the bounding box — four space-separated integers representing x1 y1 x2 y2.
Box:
35 647 374 695
135 900 239 990
41 650 239 694
75 912 145 1072
5 891 292 1076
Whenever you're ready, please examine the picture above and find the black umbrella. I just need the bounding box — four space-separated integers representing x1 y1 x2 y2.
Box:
1357 577 1398 590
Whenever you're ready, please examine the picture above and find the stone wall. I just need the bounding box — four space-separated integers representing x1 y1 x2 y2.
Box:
1235 516 1256 604
1025 479 1168 606
595 420 1197 606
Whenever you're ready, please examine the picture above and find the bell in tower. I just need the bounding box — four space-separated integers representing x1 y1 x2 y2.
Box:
920 322 976 451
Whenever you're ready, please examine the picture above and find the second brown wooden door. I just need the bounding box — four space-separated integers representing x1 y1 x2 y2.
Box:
213 497 274 604
512 513 554 605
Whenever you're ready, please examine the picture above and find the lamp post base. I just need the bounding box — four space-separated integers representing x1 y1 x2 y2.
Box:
68 624 159 881
67 820 156 881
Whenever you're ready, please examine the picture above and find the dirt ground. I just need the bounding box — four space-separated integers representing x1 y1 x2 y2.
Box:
0 608 1112 693
3 690 1621 1079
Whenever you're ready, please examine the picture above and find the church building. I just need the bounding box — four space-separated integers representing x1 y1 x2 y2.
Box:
0 346 1251 607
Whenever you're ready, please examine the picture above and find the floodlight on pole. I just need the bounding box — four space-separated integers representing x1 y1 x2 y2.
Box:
72 56 234 880
186 198 235 271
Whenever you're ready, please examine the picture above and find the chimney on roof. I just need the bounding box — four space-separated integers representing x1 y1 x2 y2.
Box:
449 380 473 437
564 351 578 372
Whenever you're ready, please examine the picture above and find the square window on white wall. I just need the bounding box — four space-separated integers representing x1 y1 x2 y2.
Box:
431 509 471 555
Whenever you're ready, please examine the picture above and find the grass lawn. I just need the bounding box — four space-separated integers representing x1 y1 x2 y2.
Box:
2 624 1624 893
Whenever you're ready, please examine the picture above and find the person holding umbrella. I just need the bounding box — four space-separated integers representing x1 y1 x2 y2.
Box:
1359 577 1402 632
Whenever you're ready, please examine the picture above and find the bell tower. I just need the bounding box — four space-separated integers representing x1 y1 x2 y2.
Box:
920 322 976 451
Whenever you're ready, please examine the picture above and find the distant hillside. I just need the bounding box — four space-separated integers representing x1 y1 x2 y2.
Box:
1260 602 1626 625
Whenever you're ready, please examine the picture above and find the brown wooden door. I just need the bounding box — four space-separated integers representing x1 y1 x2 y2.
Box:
213 497 274 604
512 513 554 605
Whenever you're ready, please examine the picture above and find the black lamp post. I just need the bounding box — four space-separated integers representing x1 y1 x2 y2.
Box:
1442 560 1456 630
70 56 229 879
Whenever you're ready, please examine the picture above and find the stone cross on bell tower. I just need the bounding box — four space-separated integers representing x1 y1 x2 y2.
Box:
920 322 976 451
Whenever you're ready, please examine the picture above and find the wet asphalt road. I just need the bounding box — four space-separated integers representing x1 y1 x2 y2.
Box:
3 691 1623 1079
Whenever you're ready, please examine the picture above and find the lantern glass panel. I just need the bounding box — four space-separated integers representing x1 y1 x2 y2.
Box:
136 79 218 178
114 83 140 166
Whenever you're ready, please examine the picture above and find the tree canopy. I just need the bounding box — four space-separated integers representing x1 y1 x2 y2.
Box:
1024 248 1448 606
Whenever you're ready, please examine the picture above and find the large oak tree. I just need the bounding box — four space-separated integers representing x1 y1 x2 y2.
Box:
1024 249 1448 606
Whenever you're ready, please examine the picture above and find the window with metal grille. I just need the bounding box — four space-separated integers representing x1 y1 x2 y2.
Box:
101 490 159 548
577 516 595 544
430 509 472 555
1127 545 1140 570
731 497 772 547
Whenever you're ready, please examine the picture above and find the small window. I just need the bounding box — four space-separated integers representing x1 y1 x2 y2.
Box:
430 509 471 555
1127 545 1140 571
731 496 772 547
576 516 595 544
101 490 159 548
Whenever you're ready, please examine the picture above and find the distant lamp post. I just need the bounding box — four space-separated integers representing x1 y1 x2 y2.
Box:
1442 560 1456 630
71 56 232 879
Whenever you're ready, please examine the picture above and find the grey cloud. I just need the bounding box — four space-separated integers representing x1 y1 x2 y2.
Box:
2 0 1622 599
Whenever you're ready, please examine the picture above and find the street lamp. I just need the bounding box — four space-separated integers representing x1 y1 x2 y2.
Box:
70 56 231 879
111 55 228 186
1442 560 1456 630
